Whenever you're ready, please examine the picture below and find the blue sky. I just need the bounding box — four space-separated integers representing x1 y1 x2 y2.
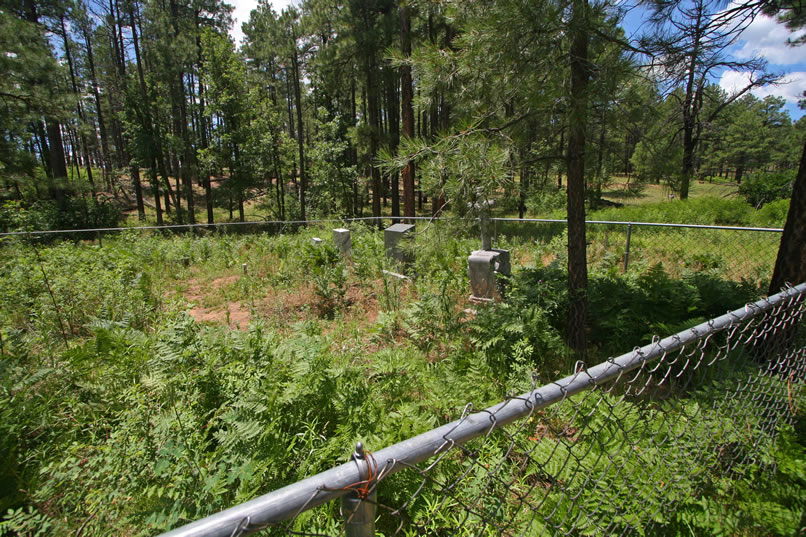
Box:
228 0 805 121
717 11 805 120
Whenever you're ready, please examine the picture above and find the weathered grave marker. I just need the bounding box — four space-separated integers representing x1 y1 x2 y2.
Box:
384 223 415 264
468 199 510 302
333 228 352 257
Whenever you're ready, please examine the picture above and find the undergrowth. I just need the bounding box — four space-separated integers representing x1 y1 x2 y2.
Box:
0 224 802 536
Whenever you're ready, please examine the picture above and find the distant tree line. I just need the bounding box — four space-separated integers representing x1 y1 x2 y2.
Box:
1 0 803 223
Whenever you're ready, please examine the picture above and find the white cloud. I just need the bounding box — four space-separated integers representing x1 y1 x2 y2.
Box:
228 0 298 47
720 69 806 104
733 13 806 66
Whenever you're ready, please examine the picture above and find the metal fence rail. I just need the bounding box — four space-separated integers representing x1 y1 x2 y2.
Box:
0 216 783 237
160 282 806 537
0 216 444 237
2 216 782 283
490 218 782 281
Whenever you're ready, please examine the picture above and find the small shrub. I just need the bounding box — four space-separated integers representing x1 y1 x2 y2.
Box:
302 240 346 317
528 187 567 215
739 170 795 208
750 198 790 227
590 197 754 226
0 198 121 236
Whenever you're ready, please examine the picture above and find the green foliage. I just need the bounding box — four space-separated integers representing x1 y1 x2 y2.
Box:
308 112 358 218
662 415 806 536
302 239 347 318
497 263 760 357
0 227 796 537
738 170 796 208
589 197 761 226
751 198 790 227
528 188 567 215
0 238 156 349
0 198 121 235
630 136 682 187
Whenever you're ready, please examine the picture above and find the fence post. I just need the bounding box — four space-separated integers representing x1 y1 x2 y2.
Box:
341 442 376 537
623 224 632 272
493 219 498 247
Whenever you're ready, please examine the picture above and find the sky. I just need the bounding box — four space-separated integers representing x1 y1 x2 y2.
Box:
228 0 297 44
227 0 805 121
718 12 806 120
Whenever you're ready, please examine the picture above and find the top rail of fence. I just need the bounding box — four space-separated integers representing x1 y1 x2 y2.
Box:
490 217 784 233
0 216 783 238
157 282 806 537
0 216 442 237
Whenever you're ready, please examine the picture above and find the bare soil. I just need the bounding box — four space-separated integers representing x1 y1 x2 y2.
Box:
184 275 251 329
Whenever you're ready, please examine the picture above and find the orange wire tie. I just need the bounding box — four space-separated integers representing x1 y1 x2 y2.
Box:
324 451 378 500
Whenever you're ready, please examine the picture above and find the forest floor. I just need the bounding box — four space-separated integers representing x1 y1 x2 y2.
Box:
601 175 738 205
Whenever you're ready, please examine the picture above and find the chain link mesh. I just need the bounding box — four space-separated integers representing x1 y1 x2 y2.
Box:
489 220 781 284
189 285 806 537
587 224 780 283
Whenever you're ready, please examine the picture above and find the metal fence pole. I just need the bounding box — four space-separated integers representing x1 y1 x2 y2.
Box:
623 223 632 272
341 443 376 537
493 219 498 247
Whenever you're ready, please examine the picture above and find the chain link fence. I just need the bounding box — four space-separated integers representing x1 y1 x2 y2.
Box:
3 217 782 285
160 282 806 537
491 219 782 284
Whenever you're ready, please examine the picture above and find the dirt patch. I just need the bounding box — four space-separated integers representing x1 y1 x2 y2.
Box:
183 275 251 329
256 284 318 328
188 304 251 329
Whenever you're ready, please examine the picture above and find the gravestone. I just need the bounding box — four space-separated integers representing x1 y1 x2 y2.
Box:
311 237 323 246
468 198 510 302
384 223 415 264
333 228 352 257
468 249 510 302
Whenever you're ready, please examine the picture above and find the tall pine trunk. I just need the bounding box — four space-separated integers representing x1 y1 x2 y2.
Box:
769 138 806 293
400 4 416 221
366 51 382 228
195 21 214 225
566 0 590 356
290 29 306 221
129 3 162 224
386 69 400 219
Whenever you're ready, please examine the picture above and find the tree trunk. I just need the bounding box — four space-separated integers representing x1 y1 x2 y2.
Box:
350 77 360 217
46 120 68 207
131 165 145 220
558 127 565 189
129 2 164 223
386 68 400 220
566 0 590 356
366 51 382 228
519 120 536 219
735 160 745 184
679 6 704 200
769 139 806 293
400 3 416 221
178 74 196 224
195 20 214 225
291 44 306 221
